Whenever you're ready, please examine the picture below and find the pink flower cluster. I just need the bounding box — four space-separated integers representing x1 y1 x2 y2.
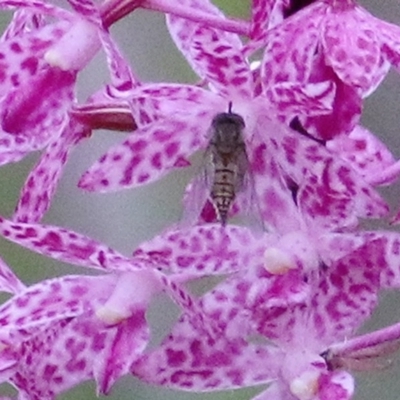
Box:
0 0 400 399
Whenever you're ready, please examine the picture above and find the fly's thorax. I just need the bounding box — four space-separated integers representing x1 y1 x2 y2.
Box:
210 112 246 154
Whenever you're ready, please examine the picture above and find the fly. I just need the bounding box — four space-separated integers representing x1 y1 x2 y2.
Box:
207 109 247 225
181 104 262 230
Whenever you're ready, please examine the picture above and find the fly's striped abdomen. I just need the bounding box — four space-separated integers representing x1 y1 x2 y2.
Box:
211 166 237 226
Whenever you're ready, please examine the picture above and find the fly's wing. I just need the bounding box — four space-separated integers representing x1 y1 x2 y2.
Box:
232 146 265 234
179 145 216 229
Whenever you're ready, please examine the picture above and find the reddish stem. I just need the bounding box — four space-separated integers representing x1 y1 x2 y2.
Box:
330 321 400 357
100 0 250 36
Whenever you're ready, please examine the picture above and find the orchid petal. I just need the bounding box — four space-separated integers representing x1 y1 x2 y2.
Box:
310 239 384 345
134 225 263 275
2 67 75 139
166 0 243 83
0 275 110 336
1 274 120 399
190 25 253 98
321 7 381 93
250 118 304 233
79 118 205 192
132 315 281 391
261 2 325 86
0 19 71 96
326 125 396 183
301 80 362 140
128 83 221 126
0 134 33 166
1 9 44 41
270 124 388 230
371 232 400 289
318 371 354 400
0 0 73 20
378 15 400 72
0 216 141 272
94 309 149 394
14 121 88 223
0 255 25 294
265 80 335 118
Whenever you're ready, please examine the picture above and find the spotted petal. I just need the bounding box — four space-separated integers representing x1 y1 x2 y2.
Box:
127 83 221 126
166 0 243 87
132 314 281 391
134 225 268 275
0 255 25 294
79 117 206 192
322 7 381 93
326 125 396 183
0 216 142 272
14 121 88 223
267 122 388 230
190 25 253 98
261 2 325 86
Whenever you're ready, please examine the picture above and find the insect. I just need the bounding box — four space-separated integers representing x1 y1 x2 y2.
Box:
181 104 262 229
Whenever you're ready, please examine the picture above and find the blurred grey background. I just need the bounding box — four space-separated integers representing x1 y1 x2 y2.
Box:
1 0 400 399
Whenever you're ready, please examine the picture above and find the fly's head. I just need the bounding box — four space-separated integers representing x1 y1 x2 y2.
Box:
210 112 246 154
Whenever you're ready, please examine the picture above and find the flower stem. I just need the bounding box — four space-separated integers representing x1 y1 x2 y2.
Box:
330 321 400 357
100 0 250 35
367 159 400 186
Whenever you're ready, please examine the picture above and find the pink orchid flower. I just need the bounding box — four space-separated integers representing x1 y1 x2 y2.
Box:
262 0 400 140
131 223 397 399
0 216 209 398
76 0 388 234
0 0 137 224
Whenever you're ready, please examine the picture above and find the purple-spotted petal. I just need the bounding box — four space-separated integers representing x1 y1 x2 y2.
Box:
0 216 142 272
250 0 275 40
6 318 88 399
94 308 149 394
301 80 362 140
0 134 34 166
166 0 243 83
0 17 71 96
249 0 287 41
269 123 388 230
2 67 75 138
326 125 396 183
245 0 288 57
128 83 221 126
0 255 25 294
261 2 325 86
14 121 89 223
1 9 44 41
0 275 115 339
318 371 354 400
190 25 253 98
264 80 335 119
0 274 122 399
132 315 281 391
0 0 73 19
370 232 400 289
201 266 309 341
321 7 381 93
134 225 263 275
378 15 400 71
250 122 303 234
309 239 384 345
79 118 205 192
